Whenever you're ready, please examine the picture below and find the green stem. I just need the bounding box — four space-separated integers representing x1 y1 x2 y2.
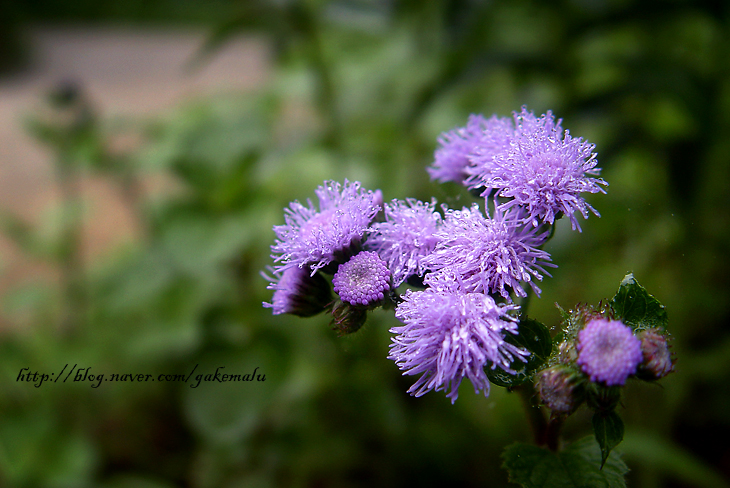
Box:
546 415 564 452
56 151 85 334
516 382 549 446
516 221 562 448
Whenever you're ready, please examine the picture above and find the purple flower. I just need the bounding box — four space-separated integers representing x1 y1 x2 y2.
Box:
428 114 493 185
462 115 515 188
389 285 529 403
366 198 442 287
262 266 332 317
271 180 381 275
576 318 643 386
421 203 554 299
470 107 607 231
333 251 391 307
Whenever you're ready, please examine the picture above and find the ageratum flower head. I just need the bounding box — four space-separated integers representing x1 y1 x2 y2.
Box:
421 203 554 299
271 180 382 275
462 115 515 189
428 114 494 185
389 284 529 403
332 251 391 307
262 266 332 317
366 198 442 287
469 107 607 231
576 318 643 386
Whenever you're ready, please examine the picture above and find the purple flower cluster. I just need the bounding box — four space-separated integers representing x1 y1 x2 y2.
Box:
264 106 614 404
390 286 528 403
422 203 554 299
432 107 607 231
263 266 332 317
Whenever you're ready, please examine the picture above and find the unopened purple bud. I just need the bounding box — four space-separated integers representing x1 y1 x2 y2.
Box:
637 328 674 380
262 266 332 317
576 318 642 386
332 251 391 307
536 366 584 414
331 300 368 336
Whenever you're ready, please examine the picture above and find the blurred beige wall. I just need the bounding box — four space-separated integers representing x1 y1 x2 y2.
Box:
0 26 270 301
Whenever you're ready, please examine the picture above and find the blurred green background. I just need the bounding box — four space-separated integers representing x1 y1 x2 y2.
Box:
0 0 729 487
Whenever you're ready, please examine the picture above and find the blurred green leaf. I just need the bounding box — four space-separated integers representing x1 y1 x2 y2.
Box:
102 474 177 488
620 431 730 488
0 407 97 487
502 436 628 488
183 346 285 444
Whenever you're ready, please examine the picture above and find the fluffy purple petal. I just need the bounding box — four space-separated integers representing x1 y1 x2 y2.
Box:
389 286 529 403
366 198 442 287
421 203 555 299
271 180 381 275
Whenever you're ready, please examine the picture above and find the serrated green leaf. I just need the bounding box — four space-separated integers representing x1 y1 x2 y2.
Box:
593 411 625 468
502 436 628 488
611 273 668 331
488 317 552 388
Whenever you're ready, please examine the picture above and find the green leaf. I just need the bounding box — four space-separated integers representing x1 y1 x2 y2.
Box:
488 317 552 388
620 431 730 488
183 346 284 444
502 436 628 488
610 273 668 331
592 411 625 468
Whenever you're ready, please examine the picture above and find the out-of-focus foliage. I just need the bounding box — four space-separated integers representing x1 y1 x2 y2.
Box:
1 0 730 487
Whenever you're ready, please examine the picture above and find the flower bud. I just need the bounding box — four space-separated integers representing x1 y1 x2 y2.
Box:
332 251 391 308
636 328 674 380
263 266 332 317
331 301 367 336
536 366 584 414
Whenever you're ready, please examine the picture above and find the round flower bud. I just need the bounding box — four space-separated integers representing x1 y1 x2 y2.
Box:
332 251 391 307
331 301 368 336
536 366 584 414
576 318 642 386
637 328 674 380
